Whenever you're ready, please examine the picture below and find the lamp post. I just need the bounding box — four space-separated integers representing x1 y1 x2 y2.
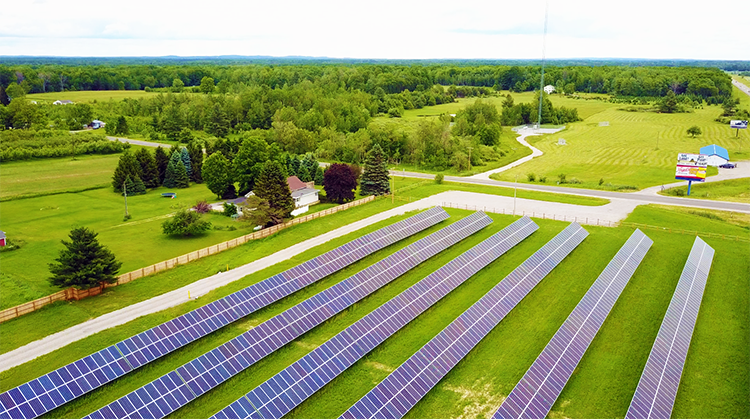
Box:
391 167 395 203
467 146 473 172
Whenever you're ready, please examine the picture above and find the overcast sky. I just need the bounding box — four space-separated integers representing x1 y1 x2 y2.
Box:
2 0 747 60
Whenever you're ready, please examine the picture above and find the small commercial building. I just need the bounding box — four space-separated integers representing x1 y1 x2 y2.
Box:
287 176 319 216
699 144 729 166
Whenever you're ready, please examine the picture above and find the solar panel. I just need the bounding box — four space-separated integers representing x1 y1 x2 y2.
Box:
0 207 449 419
341 222 589 419
493 229 653 419
80 212 493 419
625 237 714 419
208 217 539 419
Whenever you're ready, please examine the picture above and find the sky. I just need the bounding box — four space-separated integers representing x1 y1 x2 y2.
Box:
1 0 748 60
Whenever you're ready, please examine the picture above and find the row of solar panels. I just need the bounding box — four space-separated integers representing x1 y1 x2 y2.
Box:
0 207 452 419
1 209 714 419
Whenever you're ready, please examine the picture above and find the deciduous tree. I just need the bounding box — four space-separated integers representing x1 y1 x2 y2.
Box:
323 163 358 203
49 227 122 289
233 136 268 194
687 126 702 138
161 209 211 236
200 77 215 94
202 151 233 199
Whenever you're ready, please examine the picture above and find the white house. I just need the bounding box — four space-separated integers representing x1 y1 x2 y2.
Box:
543 85 556 94
287 176 319 216
700 144 729 166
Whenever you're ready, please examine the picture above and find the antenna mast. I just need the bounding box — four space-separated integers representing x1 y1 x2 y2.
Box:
537 1 549 128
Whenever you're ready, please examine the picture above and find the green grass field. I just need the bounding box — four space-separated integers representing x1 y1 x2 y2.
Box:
486 89 750 190
26 90 159 103
1 205 746 419
661 178 750 203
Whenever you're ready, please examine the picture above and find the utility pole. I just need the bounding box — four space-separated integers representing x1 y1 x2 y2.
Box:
513 174 518 215
123 180 129 218
467 146 473 172
391 168 395 203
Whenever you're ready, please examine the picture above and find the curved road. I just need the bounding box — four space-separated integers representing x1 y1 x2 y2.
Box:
393 170 750 214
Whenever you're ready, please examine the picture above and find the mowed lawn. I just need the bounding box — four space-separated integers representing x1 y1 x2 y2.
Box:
1 206 747 419
0 184 257 309
661 178 750 203
0 153 127 200
489 88 750 189
26 90 160 103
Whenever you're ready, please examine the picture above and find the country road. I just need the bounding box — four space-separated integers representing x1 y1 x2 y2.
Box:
391 170 750 214
733 79 750 98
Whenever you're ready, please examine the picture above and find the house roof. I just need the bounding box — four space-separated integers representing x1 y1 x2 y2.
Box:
700 144 729 161
286 176 307 192
0 231 5 239
291 188 318 199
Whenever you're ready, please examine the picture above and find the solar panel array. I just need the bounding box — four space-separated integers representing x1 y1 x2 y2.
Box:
341 222 589 419
0 207 449 419
625 237 714 419
493 229 653 419
81 212 492 419
210 216 539 419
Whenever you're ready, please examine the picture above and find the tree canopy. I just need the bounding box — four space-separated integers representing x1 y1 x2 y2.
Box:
360 144 391 196
323 163 359 203
254 160 294 225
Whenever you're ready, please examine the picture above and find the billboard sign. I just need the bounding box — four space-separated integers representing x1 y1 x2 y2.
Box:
730 120 748 129
675 153 707 182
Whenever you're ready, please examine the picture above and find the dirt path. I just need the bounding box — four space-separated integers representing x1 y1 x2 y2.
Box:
469 127 563 180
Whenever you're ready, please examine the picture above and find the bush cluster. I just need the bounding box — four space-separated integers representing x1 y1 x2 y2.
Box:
0 130 128 162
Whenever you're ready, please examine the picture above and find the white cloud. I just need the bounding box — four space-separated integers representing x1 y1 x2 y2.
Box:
1 0 747 59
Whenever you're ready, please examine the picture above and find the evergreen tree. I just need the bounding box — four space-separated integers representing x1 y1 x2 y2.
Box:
254 160 295 225
360 144 391 196
186 141 204 183
160 104 184 141
164 151 190 188
115 115 129 135
48 227 122 289
301 153 321 183
179 147 193 178
131 175 147 195
285 154 297 177
204 102 230 137
112 150 140 192
202 151 233 199
134 147 159 188
297 164 311 182
154 146 170 185
122 175 135 196
0 86 9 106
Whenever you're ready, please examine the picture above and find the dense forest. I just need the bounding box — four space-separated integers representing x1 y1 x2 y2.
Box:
0 62 740 172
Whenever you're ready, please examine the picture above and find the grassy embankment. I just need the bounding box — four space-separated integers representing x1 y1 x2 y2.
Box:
0 205 746 419
488 88 750 190
661 178 750 203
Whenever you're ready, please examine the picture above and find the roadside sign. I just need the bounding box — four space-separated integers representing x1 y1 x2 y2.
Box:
730 120 748 129
675 153 707 182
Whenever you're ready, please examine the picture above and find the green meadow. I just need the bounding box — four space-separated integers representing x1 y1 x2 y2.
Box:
26 90 160 104
0 206 746 419
661 178 750 203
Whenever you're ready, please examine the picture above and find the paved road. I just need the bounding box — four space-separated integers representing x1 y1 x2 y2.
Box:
733 79 750 98
393 170 750 214
107 136 167 148
0 201 432 372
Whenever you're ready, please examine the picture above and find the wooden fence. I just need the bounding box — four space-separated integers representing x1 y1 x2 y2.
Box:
0 195 376 323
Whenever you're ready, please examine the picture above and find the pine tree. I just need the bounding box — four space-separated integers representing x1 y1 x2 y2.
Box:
297 164 311 182
112 150 140 192
134 147 159 188
122 175 136 196
360 143 391 196
285 154 297 177
186 141 204 183
164 151 190 188
254 160 295 225
301 153 323 185
49 227 122 289
179 147 192 178
154 146 170 185
131 175 147 195
115 115 129 135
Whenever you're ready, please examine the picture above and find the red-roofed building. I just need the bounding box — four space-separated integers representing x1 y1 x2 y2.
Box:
286 176 319 216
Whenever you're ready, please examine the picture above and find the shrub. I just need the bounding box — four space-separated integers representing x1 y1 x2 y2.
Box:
539 176 547 183
527 173 536 182
435 173 444 184
162 209 212 236
599 178 604 186
223 202 238 217
193 200 211 213
557 173 567 184
568 178 582 184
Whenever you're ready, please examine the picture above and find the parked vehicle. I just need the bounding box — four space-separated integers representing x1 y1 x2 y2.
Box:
719 163 736 169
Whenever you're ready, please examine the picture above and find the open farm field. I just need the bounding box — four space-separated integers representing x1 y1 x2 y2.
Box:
1 206 747 419
26 90 159 103
489 88 750 190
